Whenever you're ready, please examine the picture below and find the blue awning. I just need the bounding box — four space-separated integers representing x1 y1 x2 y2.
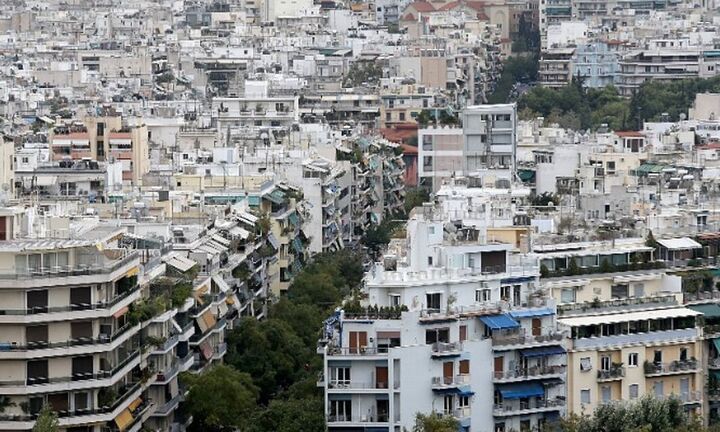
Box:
433 387 461 394
479 314 520 330
509 307 555 319
520 346 566 358
498 383 545 400
458 387 475 397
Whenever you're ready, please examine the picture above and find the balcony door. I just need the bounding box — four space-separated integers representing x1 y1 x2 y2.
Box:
443 362 454 385
349 331 367 354
375 366 388 389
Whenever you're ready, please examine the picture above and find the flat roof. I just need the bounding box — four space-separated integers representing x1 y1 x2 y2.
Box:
558 307 701 327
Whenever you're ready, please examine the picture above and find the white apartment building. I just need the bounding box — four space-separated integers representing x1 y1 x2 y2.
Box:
319 206 566 432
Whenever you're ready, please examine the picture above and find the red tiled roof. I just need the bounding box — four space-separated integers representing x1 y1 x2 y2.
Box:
380 125 418 144
615 131 644 138
466 1 487 11
408 1 436 12
401 12 416 21
477 12 489 20
437 1 461 11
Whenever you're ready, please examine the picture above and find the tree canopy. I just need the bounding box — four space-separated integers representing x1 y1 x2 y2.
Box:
184 365 259 431
32 405 58 432
412 412 460 432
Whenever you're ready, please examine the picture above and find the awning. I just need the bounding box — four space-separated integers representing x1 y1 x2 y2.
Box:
212 275 230 293
202 310 216 330
458 388 475 397
479 314 520 330
520 346 566 358
498 383 545 400
713 370 720 380
288 213 299 227
713 338 720 354
267 233 279 250
211 234 231 246
113 306 129 319
264 189 286 205
199 341 213 360
164 255 196 273
35 176 57 187
558 307 701 327
128 397 142 411
114 409 133 431
125 267 139 278
509 308 555 319
688 303 720 319
656 237 702 250
377 331 400 339
292 237 303 253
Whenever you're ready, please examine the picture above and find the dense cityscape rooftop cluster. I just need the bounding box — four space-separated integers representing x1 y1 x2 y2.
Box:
7 0 720 431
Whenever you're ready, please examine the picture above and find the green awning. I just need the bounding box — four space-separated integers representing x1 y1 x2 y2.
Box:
518 170 535 182
688 303 720 319
264 190 286 205
714 339 720 354
288 212 299 227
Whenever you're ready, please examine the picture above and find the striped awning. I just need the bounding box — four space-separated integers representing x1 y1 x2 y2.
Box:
114 409 133 431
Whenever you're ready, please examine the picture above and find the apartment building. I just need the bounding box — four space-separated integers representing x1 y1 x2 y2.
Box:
617 50 701 96
418 126 464 191
462 104 518 188
537 239 705 417
0 219 154 431
539 48 575 88
319 203 565 432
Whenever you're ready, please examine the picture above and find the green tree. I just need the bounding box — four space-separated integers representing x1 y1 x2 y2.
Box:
226 318 310 403
404 188 430 215
412 412 460 432
32 405 58 432
184 365 259 431
248 397 325 432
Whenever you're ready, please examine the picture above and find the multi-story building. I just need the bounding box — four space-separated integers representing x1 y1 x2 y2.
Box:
0 215 155 432
617 49 701 96
462 104 518 188
539 48 575 88
319 203 564 432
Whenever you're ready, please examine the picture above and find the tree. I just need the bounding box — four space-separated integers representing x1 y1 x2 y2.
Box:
412 412 460 432
404 188 430 215
184 365 259 431
362 220 395 255
32 405 58 432
247 397 326 432
226 318 310 403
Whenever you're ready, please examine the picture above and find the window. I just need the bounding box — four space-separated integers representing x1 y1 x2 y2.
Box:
72 356 94 381
329 399 351 421
70 287 92 310
332 367 350 385
653 380 664 397
389 294 400 307
653 350 662 364
475 289 490 303
611 284 629 298
601 386 611 403
459 395 470 407
428 256 433 266
426 293 441 311
680 348 688 361
600 355 610 371
26 325 48 348
73 392 90 411
628 353 638 367
27 359 49 385
399 112 406 121
71 321 93 341
459 360 470 375
580 357 592 372
27 290 48 313
629 384 639 399
560 288 576 304
580 389 591 405
443 394 454 414
425 328 450 344
459 325 467 342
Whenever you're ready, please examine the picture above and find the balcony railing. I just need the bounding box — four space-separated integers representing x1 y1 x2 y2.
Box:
0 380 143 422
432 375 471 387
0 285 140 316
327 346 388 356
493 397 566 416
491 329 566 347
494 365 566 380
0 322 138 351
597 366 625 381
431 342 463 355
0 251 138 280
644 359 698 376
328 413 388 423
0 349 140 387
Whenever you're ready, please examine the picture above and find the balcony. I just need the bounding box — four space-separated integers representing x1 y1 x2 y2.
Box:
0 322 140 359
491 329 566 349
644 359 699 377
0 349 141 395
326 346 389 358
493 397 566 417
327 380 392 392
432 375 471 389
152 393 183 417
709 357 720 369
327 413 389 425
431 342 463 357
0 285 141 324
571 328 698 351
0 251 139 290
597 366 625 382
493 365 566 383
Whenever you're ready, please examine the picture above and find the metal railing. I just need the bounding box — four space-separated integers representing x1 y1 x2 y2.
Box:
0 349 140 387
0 285 141 316
432 375 471 386
493 397 566 415
0 322 138 352
597 367 625 380
0 251 138 280
491 329 566 346
494 365 566 380
431 342 463 354
327 346 389 356
644 360 698 375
